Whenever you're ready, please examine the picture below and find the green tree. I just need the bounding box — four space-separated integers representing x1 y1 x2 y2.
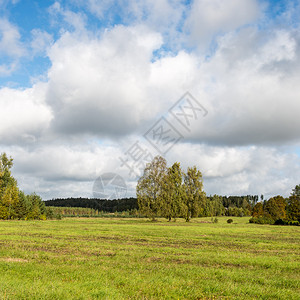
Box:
0 153 20 219
288 184 300 221
15 191 31 219
0 153 48 220
1 183 20 219
136 156 167 220
291 184 300 197
287 187 300 221
212 195 225 216
161 162 186 221
204 199 214 217
252 202 264 217
264 196 287 221
226 206 244 217
0 153 16 194
26 194 47 220
184 166 206 221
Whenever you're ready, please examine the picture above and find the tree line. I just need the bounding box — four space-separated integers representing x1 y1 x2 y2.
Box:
45 197 138 212
48 206 144 218
45 195 257 216
0 153 55 220
49 206 98 217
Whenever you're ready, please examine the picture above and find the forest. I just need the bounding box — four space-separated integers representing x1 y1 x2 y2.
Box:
45 197 139 212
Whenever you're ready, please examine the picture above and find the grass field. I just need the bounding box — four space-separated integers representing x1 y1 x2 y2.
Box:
0 217 299 299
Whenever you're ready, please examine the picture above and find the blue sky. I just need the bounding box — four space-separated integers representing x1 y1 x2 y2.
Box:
0 0 300 199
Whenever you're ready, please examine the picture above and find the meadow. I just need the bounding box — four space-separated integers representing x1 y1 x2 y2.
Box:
0 217 299 299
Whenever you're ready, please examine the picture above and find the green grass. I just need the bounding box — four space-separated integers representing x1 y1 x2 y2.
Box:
0 217 299 299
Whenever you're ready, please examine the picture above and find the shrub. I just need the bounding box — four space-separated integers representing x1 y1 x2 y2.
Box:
249 216 275 225
45 207 62 220
274 219 285 225
288 221 299 226
274 219 299 226
227 219 233 223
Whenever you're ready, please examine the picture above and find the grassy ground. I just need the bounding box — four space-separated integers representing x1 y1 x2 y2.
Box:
0 217 299 299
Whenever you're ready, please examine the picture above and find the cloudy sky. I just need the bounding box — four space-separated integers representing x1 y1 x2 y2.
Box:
0 0 300 200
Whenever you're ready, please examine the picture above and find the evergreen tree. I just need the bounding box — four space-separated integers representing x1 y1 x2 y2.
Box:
287 185 300 221
26 194 47 220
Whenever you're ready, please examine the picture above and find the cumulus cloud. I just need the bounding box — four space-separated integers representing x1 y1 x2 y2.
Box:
0 84 52 144
46 25 164 137
9 141 131 199
180 27 300 146
167 143 300 198
0 18 26 75
185 0 261 49
12 143 121 180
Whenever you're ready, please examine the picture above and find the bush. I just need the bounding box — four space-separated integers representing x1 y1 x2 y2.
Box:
249 216 275 225
211 217 218 223
274 219 299 226
45 207 62 220
274 219 285 225
227 219 233 224
250 217 299 226
288 221 299 226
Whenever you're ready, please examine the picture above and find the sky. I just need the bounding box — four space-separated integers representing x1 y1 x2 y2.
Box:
0 0 300 200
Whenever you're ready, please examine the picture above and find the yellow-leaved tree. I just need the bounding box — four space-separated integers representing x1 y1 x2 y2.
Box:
0 153 48 220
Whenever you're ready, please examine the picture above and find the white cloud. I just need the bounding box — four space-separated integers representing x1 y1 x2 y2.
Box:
126 0 185 33
9 141 129 199
85 0 185 28
167 143 300 198
46 25 164 137
84 0 112 19
260 30 296 62
181 27 300 146
31 29 53 55
83 0 186 50
12 143 120 180
49 2 87 33
0 18 26 75
0 84 52 143
0 18 24 57
185 0 261 48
